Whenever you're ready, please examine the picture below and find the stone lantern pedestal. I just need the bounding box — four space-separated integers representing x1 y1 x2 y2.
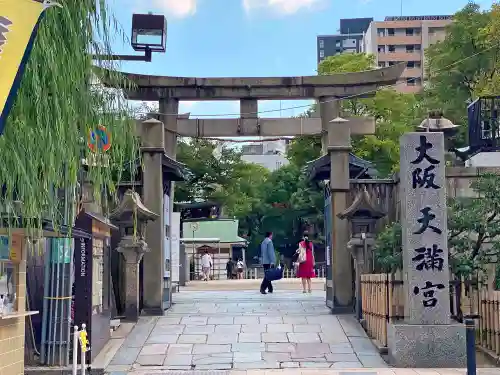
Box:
110 190 159 322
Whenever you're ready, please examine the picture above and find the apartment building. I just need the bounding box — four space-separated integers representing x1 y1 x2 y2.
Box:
317 18 373 63
363 15 452 93
240 140 289 172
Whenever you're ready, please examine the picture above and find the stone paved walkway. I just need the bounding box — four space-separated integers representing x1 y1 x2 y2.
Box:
105 289 387 374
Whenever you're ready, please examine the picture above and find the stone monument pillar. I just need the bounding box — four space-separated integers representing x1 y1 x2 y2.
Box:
111 190 159 321
388 132 466 367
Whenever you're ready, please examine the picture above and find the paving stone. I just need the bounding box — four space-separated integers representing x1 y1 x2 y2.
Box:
238 333 262 343
349 337 379 354
208 317 235 325
282 316 308 324
151 325 185 335
193 353 233 365
231 342 266 352
156 317 181 325
234 316 260 325
136 355 166 366
266 324 293 333
139 344 169 356
167 344 193 355
280 362 300 368
293 343 331 357
207 333 239 344
193 344 232 354
320 332 350 343
241 324 266 333
163 354 193 366
184 325 215 334
177 334 208 344
300 362 331 368
232 361 280 369
293 324 321 333
164 365 193 370
180 316 208 325
266 343 296 352
259 316 284 324
215 324 241 334
262 352 291 362
331 361 364 368
195 364 233 370
262 332 289 343
325 353 359 362
147 334 179 344
109 346 141 366
287 333 321 343
105 365 131 373
233 351 262 363
357 354 389 367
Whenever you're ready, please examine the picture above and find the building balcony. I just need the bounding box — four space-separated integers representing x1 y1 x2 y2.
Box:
378 51 422 61
378 35 422 45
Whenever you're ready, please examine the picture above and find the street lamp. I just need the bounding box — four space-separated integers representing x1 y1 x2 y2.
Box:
93 13 167 62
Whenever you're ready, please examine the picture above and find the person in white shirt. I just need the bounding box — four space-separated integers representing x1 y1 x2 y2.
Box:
201 250 212 281
236 259 245 279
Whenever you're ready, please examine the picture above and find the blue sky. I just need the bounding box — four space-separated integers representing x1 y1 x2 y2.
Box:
108 0 496 119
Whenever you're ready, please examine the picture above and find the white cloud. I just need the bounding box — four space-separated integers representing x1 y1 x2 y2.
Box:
152 0 197 18
242 0 324 15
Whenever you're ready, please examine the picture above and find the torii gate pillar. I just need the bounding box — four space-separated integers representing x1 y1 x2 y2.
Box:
320 97 374 312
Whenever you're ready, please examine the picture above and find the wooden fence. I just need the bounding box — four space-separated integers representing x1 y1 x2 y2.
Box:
360 272 500 357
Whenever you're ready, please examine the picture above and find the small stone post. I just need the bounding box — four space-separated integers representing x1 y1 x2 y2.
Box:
110 190 159 321
387 132 466 367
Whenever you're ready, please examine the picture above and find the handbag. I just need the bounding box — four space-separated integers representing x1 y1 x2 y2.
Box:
265 265 283 281
297 246 306 264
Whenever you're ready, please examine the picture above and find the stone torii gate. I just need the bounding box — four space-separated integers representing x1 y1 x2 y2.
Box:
103 63 405 314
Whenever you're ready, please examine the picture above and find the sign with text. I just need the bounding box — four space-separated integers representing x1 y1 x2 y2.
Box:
400 132 450 325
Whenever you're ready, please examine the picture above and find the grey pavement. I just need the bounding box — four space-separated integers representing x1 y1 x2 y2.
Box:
105 289 387 373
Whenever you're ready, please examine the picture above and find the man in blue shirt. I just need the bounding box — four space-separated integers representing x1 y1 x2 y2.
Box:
260 231 276 294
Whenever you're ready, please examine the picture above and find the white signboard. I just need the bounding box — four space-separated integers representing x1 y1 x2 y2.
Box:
164 235 171 278
171 212 181 282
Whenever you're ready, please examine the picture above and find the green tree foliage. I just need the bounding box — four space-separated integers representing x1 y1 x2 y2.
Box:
1 1 138 228
424 2 500 147
299 53 419 176
373 173 500 279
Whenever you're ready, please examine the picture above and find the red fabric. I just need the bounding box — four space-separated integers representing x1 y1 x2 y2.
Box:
297 241 315 278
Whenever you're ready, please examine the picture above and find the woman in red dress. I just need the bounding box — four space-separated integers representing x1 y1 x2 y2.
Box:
296 234 315 293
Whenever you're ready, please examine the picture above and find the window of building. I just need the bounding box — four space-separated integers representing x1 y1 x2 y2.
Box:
388 28 395 36
406 28 414 36
407 61 415 68
388 45 395 53
377 28 385 37
377 45 385 53
414 61 421 68
319 50 324 58
414 77 422 85
406 45 414 53
336 40 341 47
415 44 421 51
319 39 324 48
388 61 396 66
378 62 386 68
414 28 421 35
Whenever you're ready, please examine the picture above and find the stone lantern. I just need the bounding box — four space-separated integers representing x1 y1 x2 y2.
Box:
338 187 385 321
110 190 159 321
417 111 460 163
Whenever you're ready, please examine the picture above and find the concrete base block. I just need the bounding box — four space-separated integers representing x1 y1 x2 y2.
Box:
387 322 466 368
